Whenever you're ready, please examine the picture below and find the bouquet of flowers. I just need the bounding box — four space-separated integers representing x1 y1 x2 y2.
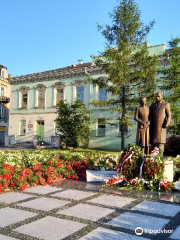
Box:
159 179 174 192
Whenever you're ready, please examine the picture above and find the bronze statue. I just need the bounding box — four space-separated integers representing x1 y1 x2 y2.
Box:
149 92 171 155
134 97 150 156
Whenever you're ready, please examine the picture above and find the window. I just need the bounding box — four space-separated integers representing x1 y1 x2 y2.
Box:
54 120 60 135
1 87 4 96
72 80 85 103
34 84 47 108
77 86 84 102
0 104 4 118
97 118 106 136
1 71 5 79
22 93 28 108
99 87 107 101
19 120 26 135
18 86 29 109
52 82 66 106
56 89 64 103
38 90 45 107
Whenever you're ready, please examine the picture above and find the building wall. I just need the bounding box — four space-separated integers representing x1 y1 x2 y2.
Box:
9 43 167 150
0 66 10 146
9 71 92 143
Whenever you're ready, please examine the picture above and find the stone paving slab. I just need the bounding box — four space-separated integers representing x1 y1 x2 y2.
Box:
132 201 180 217
17 197 70 211
0 192 35 204
51 189 96 200
0 181 180 240
78 227 150 240
108 211 169 235
58 203 114 221
0 207 37 227
88 194 136 208
14 216 87 240
0 234 17 240
169 226 180 239
24 185 60 194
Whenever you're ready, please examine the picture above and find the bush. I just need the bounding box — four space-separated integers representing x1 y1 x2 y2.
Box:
164 136 180 157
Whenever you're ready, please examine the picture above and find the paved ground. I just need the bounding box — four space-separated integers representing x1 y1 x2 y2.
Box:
0 179 180 240
0 143 35 150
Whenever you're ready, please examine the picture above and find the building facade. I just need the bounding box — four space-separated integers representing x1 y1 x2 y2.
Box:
0 65 10 146
9 44 166 151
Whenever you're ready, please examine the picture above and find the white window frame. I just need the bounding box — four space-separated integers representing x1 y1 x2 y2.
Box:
1 86 5 96
19 120 26 136
76 86 84 102
72 80 86 103
34 84 47 109
18 86 29 109
52 82 66 106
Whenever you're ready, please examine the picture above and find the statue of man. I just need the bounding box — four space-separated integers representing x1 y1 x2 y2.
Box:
149 92 171 155
134 96 150 156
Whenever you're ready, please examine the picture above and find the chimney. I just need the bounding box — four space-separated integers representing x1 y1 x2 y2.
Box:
78 60 83 64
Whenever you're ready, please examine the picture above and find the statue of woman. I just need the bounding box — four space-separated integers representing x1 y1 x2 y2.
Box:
134 97 150 156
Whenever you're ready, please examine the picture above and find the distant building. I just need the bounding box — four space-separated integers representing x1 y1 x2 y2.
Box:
9 43 167 151
0 65 10 146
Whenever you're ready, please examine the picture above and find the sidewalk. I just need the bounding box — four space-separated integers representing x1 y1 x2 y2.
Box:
0 142 34 150
0 179 180 240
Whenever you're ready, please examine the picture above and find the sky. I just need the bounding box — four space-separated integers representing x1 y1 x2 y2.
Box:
1 0 180 77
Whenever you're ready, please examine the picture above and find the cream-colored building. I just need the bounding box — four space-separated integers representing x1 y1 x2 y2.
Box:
0 65 10 146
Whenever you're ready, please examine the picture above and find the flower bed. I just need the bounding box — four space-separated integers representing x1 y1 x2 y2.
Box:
0 149 120 193
0 147 178 193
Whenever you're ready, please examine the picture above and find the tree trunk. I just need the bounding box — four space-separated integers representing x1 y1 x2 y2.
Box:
121 86 126 150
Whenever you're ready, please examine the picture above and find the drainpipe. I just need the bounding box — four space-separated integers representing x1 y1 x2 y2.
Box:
85 67 91 110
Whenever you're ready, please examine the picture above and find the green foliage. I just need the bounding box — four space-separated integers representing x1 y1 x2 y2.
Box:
55 100 92 148
164 136 180 157
90 0 159 150
159 37 180 134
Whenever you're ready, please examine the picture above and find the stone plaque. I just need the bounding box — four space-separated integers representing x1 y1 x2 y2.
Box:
86 170 119 183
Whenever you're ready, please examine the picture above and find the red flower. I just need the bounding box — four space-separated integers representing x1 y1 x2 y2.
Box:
47 161 52 166
3 173 12 180
19 185 26 191
4 163 11 170
0 188 5 193
56 162 61 167
19 176 24 181
3 182 9 188
0 175 3 181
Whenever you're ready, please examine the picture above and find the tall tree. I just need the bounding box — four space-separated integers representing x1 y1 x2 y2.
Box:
90 0 159 150
159 37 180 134
55 100 91 148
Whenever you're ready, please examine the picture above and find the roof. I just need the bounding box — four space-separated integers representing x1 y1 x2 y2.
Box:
0 65 7 70
10 62 104 85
